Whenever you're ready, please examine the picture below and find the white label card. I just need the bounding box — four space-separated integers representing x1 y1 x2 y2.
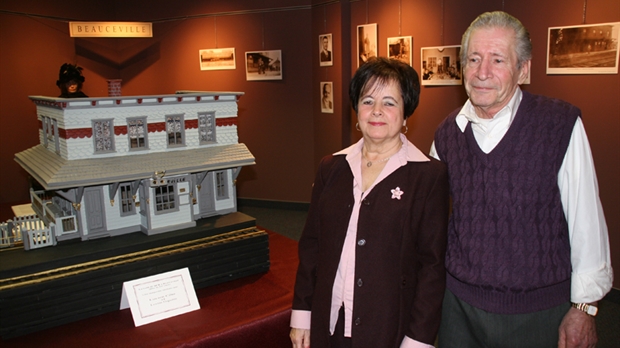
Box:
120 267 200 327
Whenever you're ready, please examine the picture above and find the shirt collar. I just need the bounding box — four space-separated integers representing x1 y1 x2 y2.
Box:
333 133 429 163
455 87 523 132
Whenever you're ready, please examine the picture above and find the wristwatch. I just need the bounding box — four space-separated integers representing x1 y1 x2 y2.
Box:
572 302 598 316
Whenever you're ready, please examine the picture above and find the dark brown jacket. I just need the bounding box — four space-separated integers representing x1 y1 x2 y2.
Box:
292 154 449 347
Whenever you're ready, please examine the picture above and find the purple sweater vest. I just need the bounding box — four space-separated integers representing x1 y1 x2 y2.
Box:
434 91 579 314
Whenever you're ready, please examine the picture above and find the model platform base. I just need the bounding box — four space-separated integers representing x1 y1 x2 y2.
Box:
0 212 269 339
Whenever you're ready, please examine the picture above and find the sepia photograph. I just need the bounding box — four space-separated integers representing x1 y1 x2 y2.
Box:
547 22 619 74
420 45 462 86
387 36 412 66
245 50 282 81
199 48 236 71
357 23 377 67
319 34 333 67
320 81 333 114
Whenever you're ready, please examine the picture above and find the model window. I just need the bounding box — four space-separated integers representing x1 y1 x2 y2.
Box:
198 112 216 144
45 117 54 142
166 114 184 147
41 117 47 146
93 119 115 153
127 117 148 150
215 171 229 200
42 116 60 153
52 195 77 233
119 183 135 215
52 118 60 154
42 116 50 147
52 195 74 216
154 184 176 212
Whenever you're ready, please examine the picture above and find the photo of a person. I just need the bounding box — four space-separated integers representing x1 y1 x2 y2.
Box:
357 24 377 67
387 36 412 66
245 50 282 81
319 34 333 66
420 45 462 86
320 82 333 113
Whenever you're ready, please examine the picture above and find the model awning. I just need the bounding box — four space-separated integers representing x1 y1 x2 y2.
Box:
15 144 255 190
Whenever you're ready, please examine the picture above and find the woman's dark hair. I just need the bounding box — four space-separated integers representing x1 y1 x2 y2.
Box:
349 57 421 119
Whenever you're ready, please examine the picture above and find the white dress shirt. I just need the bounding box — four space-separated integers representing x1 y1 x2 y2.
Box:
429 88 613 303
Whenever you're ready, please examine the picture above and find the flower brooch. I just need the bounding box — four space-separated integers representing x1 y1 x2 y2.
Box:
391 187 404 200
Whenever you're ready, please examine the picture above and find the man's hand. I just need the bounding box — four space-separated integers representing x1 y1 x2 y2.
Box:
290 328 310 348
558 306 597 348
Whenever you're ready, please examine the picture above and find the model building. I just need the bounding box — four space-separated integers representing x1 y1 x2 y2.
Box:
10 91 254 249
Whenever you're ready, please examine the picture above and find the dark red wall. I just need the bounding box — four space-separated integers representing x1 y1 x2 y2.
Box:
1 0 618 287
0 0 316 205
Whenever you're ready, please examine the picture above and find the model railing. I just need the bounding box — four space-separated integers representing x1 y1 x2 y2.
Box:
31 189 77 237
31 190 48 223
0 220 21 248
16 214 56 250
0 214 55 250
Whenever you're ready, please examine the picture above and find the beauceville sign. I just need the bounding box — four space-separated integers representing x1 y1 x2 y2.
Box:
69 22 153 38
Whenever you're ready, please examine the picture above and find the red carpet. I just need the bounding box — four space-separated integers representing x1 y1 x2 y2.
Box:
0 230 298 348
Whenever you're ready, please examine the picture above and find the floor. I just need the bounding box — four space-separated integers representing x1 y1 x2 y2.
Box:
238 203 307 241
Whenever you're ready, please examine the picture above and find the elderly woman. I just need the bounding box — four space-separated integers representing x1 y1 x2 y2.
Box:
290 57 449 348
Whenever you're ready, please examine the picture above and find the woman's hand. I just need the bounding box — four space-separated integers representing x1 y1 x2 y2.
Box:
290 328 310 348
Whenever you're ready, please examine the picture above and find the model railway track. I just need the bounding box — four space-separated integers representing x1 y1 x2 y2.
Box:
0 227 266 291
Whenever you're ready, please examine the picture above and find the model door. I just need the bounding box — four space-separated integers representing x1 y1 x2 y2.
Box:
84 187 107 234
198 172 215 217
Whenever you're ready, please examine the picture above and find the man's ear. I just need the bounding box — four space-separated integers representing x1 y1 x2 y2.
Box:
518 60 531 85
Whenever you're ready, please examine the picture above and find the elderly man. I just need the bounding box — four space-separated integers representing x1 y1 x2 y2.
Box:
431 11 612 348
320 35 332 62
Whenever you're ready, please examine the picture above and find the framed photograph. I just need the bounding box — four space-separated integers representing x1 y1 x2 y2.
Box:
320 81 334 114
199 48 236 71
245 50 283 81
420 45 462 86
319 34 333 67
357 23 377 67
547 22 619 74
387 36 412 66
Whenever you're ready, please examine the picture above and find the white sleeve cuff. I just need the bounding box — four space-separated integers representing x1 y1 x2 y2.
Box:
400 335 435 348
571 263 614 303
290 309 311 330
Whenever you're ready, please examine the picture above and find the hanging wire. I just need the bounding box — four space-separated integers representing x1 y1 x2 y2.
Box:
214 16 217 48
262 13 265 50
582 0 587 24
323 5 327 32
366 0 369 24
1 2 341 24
398 0 402 36
441 0 444 46
2 6 307 24
323 6 328 80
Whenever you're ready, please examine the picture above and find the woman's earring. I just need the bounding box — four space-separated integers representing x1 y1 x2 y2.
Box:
402 125 408 134
356 123 361 131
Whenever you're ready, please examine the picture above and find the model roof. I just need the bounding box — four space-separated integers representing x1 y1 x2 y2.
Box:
15 143 255 190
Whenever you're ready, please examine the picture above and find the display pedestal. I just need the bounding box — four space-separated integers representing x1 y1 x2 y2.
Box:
0 212 269 339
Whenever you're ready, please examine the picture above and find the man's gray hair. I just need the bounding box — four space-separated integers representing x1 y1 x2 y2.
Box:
460 11 532 68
